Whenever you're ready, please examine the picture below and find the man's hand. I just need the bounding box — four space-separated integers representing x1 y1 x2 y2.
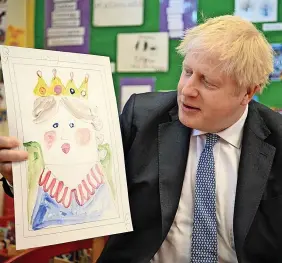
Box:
0 136 28 185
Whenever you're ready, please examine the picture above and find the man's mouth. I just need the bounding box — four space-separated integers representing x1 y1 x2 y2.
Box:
182 103 200 111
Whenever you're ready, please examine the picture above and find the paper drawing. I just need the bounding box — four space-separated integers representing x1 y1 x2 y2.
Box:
26 69 117 231
234 0 278 23
134 35 158 66
117 32 169 72
0 46 132 249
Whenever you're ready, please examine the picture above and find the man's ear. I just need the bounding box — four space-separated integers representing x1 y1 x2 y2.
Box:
241 85 260 106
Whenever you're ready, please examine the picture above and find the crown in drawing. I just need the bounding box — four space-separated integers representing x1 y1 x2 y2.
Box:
33 69 89 99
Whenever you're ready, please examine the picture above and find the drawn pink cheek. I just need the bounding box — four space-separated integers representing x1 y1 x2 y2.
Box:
75 128 91 145
44 131 56 150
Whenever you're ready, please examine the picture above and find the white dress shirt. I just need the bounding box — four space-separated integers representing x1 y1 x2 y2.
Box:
151 105 248 263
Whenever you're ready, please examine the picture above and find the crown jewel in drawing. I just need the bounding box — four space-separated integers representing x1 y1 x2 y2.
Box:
33 69 89 98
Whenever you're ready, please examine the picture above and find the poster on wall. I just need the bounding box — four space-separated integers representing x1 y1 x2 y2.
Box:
0 0 7 44
4 0 30 47
45 0 90 53
234 0 278 23
117 32 169 72
269 43 282 82
119 78 156 112
160 0 197 39
0 45 132 249
93 0 144 27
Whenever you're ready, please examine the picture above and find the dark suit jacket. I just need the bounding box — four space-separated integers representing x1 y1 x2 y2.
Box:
2 91 282 262
97 91 282 263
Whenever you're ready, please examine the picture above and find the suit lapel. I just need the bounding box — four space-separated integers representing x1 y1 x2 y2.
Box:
158 107 191 239
234 101 276 259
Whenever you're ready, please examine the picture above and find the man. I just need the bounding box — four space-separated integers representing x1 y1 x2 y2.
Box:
0 15 281 262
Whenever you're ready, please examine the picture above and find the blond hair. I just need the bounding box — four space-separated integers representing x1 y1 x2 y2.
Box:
176 15 274 92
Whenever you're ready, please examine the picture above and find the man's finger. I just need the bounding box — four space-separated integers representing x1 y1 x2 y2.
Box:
0 136 20 149
0 163 12 174
0 149 28 162
0 163 12 183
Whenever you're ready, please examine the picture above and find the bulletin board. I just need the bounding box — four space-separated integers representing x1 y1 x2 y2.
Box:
34 0 282 109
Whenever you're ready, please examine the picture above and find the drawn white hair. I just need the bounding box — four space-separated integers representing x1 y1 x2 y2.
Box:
32 96 104 144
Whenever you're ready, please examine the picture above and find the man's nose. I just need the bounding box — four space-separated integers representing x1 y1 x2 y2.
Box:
182 74 199 97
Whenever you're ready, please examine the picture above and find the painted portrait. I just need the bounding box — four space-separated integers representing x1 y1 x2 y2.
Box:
25 69 117 231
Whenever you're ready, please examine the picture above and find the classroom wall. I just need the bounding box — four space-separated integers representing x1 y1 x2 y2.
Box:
34 0 282 108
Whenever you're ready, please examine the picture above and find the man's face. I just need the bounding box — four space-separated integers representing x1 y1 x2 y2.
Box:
177 52 252 132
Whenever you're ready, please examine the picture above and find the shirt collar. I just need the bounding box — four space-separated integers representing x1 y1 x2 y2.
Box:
192 105 248 149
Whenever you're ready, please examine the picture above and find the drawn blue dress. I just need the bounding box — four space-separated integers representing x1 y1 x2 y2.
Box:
31 164 116 230
24 142 116 231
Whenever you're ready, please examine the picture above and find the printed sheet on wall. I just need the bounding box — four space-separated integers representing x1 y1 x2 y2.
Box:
234 0 278 22
0 45 133 249
93 0 144 27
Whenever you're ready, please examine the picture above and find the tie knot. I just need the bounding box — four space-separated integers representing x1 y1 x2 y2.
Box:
205 133 219 148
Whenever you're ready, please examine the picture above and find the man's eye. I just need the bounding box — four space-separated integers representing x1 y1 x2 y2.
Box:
203 78 216 88
53 122 59 128
185 70 192 76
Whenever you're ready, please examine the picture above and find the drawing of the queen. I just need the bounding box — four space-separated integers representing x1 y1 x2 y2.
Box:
25 69 116 230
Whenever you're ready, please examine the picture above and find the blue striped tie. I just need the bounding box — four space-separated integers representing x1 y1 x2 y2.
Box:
191 133 219 263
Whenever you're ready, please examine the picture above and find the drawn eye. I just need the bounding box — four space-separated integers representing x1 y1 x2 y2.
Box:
53 122 59 128
69 120 75 128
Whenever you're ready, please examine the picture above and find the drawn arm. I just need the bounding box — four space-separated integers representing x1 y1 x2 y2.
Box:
23 141 45 225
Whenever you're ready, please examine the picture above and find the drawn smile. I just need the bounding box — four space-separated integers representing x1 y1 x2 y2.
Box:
61 143 70 154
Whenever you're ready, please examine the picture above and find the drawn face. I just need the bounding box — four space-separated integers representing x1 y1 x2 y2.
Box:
39 103 98 165
44 121 91 153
